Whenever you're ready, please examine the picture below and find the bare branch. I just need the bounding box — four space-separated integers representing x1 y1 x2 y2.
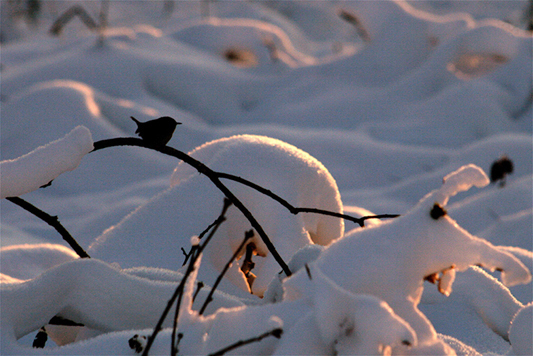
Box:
91 137 292 277
217 172 399 227
198 230 255 315
49 5 98 36
142 245 199 356
207 327 283 356
172 199 231 355
5 197 90 258
338 9 370 43
144 199 231 356
182 198 231 266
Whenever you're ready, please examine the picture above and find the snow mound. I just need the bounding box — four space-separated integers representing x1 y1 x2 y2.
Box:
311 265 416 355
170 134 344 246
1 1 531 354
0 258 243 343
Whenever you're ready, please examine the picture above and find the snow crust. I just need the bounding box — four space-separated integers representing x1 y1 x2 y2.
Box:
1 0 531 355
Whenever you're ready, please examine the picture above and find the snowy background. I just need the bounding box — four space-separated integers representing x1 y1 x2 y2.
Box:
1 1 532 355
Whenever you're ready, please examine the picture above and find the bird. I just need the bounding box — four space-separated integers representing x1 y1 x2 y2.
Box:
130 116 181 147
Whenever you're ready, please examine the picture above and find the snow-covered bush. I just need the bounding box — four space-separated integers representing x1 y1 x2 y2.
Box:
284 165 531 353
0 126 93 199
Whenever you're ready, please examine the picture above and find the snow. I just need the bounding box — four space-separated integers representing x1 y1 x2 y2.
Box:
1 1 531 355
509 303 533 355
284 165 530 352
88 134 343 297
0 126 93 199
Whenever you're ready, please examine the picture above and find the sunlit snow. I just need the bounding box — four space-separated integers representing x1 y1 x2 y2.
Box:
1 1 531 355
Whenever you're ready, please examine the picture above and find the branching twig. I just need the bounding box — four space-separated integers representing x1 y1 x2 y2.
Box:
92 137 400 277
338 9 370 43
207 327 283 356
198 230 255 315
91 138 292 277
49 0 109 45
49 5 98 35
171 199 230 355
143 245 198 356
217 172 399 227
5 196 90 258
144 199 230 356
182 199 232 266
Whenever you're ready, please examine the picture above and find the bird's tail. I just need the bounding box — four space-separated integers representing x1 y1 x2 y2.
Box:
130 116 141 134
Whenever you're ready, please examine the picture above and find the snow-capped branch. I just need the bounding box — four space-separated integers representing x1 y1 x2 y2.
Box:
1 126 93 199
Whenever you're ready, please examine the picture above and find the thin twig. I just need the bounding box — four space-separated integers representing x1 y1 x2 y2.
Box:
207 328 283 356
192 281 204 303
217 172 399 227
338 9 370 43
143 246 198 356
170 248 196 356
182 199 232 266
5 196 90 258
2 196 89 350
91 138 292 277
171 199 231 355
49 5 98 35
144 199 231 356
198 230 255 315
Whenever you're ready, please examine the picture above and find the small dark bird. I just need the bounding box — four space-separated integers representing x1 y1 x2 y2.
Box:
490 155 514 187
130 116 181 147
